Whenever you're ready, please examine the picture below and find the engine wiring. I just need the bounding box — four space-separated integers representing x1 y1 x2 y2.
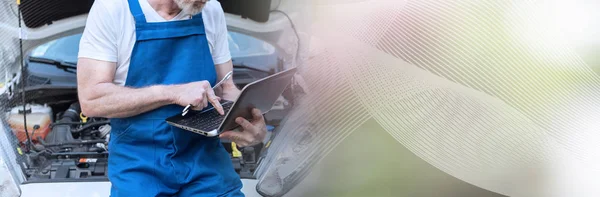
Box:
16 0 32 153
269 9 308 105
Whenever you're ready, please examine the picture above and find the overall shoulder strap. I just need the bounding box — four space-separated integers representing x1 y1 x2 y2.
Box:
127 0 147 24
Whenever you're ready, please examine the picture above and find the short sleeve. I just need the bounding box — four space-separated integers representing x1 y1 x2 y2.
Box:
78 0 118 62
211 4 232 65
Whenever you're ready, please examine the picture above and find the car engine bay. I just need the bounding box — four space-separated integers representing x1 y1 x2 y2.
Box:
7 101 110 182
9 99 286 183
7 73 293 183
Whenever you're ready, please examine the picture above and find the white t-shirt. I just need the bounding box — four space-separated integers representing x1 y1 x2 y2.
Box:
78 0 231 86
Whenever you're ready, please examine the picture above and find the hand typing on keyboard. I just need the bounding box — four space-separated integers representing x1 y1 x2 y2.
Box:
172 80 224 115
177 101 234 132
219 108 267 147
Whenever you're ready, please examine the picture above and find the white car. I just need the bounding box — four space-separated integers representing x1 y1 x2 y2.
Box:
0 0 313 196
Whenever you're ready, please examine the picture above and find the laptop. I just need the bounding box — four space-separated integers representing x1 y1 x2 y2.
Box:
166 67 297 137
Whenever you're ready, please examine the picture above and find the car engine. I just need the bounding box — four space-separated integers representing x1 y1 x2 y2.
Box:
19 102 110 182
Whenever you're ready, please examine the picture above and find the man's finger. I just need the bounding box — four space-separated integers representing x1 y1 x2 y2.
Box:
212 99 224 115
251 108 263 121
218 131 236 140
206 88 224 115
191 99 202 110
202 95 208 109
236 117 254 131
191 105 202 110
219 130 251 146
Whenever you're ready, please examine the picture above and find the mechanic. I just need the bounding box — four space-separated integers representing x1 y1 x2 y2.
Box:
76 0 267 196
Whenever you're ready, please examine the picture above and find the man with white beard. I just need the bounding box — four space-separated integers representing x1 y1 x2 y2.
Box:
76 0 266 196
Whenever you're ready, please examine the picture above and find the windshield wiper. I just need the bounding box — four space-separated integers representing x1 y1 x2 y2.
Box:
233 62 272 73
28 56 77 73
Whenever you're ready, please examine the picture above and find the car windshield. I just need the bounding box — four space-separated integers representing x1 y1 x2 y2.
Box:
30 34 81 64
29 32 276 65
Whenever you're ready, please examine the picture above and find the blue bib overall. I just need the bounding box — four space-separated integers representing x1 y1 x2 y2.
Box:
107 0 243 196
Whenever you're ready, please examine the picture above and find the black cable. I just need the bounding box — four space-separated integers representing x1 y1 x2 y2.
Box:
17 0 31 153
270 10 300 64
270 10 306 104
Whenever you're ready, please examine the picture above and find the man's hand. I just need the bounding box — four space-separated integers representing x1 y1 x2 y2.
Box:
171 81 224 115
219 85 241 101
219 108 267 147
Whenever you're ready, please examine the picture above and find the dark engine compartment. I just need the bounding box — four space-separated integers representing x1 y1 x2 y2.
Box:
20 101 111 182
14 78 289 183
18 96 278 183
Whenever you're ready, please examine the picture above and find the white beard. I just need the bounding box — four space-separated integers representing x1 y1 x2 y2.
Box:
174 0 204 16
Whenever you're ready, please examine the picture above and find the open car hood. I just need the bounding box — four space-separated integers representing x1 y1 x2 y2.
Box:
9 0 303 59
1 0 304 89
1 0 307 97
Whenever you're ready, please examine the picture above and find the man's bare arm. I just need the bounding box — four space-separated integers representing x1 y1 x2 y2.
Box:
77 58 223 118
215 60 241 101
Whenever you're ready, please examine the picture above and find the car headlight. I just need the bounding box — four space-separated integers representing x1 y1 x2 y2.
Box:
255 114 319 196
254 89 370 196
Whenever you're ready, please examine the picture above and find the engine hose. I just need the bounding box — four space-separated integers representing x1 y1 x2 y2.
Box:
36 136 45 144
52 119 110 128
42 140 106 147
50 122 88 127
72 120 110 133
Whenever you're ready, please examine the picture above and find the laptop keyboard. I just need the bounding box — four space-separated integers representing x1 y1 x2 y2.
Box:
176 101 234 132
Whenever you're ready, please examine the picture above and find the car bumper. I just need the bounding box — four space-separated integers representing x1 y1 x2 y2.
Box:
20 179 260 197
